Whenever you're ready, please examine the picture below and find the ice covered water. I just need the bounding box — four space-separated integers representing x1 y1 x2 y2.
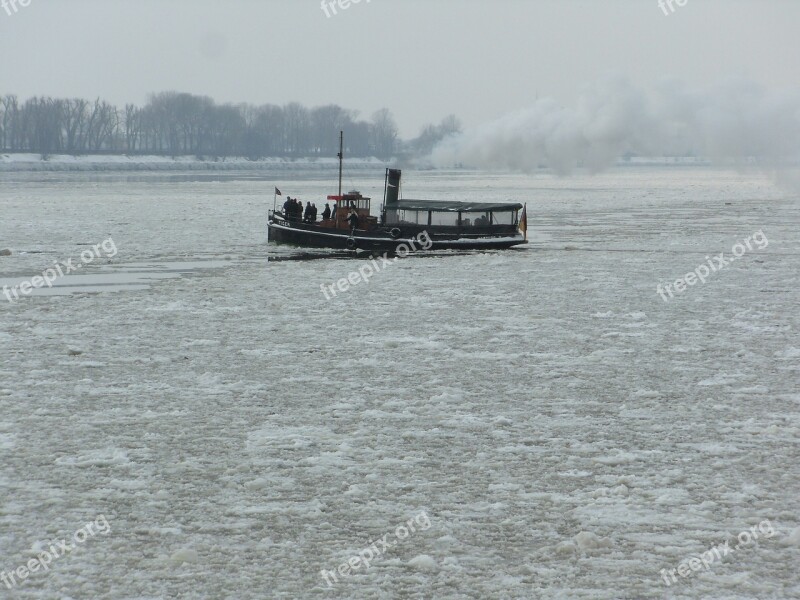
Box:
1 167 799 598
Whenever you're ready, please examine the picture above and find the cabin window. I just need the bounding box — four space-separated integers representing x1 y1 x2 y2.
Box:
470 212 491 227
491 211 514 225
430 212 459 227
344 199 369 211
397 210 428 225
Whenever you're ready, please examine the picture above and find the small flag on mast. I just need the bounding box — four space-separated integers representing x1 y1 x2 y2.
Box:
275 187 282 196
519 204 528 240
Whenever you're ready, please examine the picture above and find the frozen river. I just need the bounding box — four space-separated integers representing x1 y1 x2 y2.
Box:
1 167 799 599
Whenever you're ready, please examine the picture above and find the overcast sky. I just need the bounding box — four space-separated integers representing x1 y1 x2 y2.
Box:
1 0 798 138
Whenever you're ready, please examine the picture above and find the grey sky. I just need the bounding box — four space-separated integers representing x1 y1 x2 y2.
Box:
1 0 798 137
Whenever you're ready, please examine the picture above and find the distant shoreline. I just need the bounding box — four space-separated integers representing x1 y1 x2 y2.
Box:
0 154 391 173
2 153 774 173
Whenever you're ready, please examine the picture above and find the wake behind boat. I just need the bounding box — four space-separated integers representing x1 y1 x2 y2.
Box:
267 133 528 253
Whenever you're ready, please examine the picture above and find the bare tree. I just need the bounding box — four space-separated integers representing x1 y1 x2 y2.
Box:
0 95 19 150
283 102 310 156
311 105 358 156
124 104 142 152
411 114 463 156
371 108 398 160
0 91 403 158
60 99 87 153
205 104 245 158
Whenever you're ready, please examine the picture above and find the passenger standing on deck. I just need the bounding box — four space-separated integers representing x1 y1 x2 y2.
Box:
322 203 331 221
347 208 359 233
303 202 312 223
296 201 303 223
311 203 318 222
283 197 291 216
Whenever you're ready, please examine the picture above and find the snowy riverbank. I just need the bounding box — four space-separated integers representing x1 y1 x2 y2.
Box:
0 153 389 173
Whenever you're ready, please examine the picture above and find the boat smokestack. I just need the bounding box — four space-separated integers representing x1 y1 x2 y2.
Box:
384 169 401 206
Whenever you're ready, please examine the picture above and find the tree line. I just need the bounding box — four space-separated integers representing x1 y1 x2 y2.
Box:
0 92 461 160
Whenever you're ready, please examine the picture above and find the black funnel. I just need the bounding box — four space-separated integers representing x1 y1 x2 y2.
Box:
384 169 401 206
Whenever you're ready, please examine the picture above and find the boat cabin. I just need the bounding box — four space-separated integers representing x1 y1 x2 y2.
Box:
381 168 522 233
325 191 378 230
384 200 522 230
267 140 528 251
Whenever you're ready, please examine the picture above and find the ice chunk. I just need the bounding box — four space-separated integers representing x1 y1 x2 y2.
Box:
408 555 438 572
170 549 199 564
574 531 612 551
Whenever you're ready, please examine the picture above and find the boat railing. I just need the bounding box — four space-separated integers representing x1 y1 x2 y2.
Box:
269 211 324 229
268 211 293 227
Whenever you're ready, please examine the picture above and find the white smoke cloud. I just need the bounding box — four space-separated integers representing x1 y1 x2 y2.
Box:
430 77 800 176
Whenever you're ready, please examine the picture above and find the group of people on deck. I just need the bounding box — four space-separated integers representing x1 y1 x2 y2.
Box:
283 197 334 224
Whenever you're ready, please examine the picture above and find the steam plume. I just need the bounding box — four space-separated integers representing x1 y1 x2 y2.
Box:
430 77 800 176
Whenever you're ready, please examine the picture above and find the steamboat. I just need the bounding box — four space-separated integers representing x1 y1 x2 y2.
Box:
267 133 527 253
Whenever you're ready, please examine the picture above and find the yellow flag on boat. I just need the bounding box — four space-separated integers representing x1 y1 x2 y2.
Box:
519 204 528 240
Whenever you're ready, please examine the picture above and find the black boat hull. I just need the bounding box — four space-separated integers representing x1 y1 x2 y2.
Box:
268 218 527 252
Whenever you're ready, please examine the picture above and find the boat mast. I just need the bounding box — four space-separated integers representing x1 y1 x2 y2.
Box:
337 130 343 198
